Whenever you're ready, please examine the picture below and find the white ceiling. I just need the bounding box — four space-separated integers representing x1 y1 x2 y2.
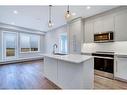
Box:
0 6 118 32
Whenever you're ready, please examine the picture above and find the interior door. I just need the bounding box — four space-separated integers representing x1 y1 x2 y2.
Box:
2 31 18 60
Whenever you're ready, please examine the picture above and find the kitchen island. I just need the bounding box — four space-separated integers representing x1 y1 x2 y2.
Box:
43 54 94 89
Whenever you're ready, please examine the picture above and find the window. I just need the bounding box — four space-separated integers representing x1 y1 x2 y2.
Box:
20 33 40 53
30 35 39 51
20 33 30 52
60 34 68 53
3 31 17 59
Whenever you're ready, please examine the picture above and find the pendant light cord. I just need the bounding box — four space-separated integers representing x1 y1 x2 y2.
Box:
67 5 69 13
49 5 52 21
67 5 70 14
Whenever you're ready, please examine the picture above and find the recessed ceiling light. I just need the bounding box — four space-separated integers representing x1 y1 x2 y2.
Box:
72 12 76 16
86 6 91 10
13 10 18 14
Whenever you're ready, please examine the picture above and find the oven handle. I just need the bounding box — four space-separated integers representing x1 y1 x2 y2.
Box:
93 56 114 59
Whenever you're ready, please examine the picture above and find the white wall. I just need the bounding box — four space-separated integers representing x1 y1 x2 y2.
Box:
81 41 127 53
45 25 67 54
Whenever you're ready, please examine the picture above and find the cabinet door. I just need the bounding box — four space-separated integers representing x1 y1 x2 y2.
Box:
44 57 58 83
57 60 83 89
94 15 114 34
84 21 94 43
115 57 127 80
115 12 127 41
103 15 114 32
94 18 103 34
69 19 82 54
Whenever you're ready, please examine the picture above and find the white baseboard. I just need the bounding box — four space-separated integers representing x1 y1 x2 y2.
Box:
0 56 44 64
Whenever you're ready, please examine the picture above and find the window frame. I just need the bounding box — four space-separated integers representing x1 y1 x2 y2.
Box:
20 33 40 53
59 33 68 53
2 31 18 60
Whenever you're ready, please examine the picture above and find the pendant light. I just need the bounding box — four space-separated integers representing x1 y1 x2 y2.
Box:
65 5 71 20
48 5 53 28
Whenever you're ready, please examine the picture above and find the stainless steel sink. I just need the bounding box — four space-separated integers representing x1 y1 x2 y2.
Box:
54 53 67 55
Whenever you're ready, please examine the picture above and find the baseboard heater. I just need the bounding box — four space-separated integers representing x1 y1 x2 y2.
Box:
0 56 44 65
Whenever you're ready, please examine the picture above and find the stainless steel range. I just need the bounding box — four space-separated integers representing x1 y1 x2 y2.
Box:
92 51 114 79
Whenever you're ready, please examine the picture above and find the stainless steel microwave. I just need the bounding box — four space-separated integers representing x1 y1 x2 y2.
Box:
94 32 114 43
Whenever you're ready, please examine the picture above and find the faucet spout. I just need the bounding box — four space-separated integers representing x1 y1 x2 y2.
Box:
53 44 58 54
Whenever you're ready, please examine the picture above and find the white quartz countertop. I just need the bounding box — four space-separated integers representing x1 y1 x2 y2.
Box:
114 53 127 57
43 54 93 63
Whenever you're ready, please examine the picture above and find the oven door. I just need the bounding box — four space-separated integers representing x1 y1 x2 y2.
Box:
94 57 114 79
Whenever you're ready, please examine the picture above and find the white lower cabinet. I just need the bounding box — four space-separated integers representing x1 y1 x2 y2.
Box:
44 57 58 84
44 56 94 89
115 56 127 81
57 60 84 89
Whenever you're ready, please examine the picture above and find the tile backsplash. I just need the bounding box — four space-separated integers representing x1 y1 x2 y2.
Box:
81 41 127 53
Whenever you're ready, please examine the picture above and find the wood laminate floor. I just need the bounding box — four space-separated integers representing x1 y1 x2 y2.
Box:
94 75 127 89
0 60 127 89
0 60 59 89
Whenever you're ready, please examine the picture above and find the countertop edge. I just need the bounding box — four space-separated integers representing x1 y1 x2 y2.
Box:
43 54 93 64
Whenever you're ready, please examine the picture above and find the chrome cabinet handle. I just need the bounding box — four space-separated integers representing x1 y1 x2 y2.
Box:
118 56 127 58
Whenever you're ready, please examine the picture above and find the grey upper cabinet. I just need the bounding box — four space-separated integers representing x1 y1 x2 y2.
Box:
83 7 127 42
84 20 94 43
103 15 114 32
93 17 103 34
83 14 114 43
93 15 114 34
115 10 127 41
68 18 83 54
